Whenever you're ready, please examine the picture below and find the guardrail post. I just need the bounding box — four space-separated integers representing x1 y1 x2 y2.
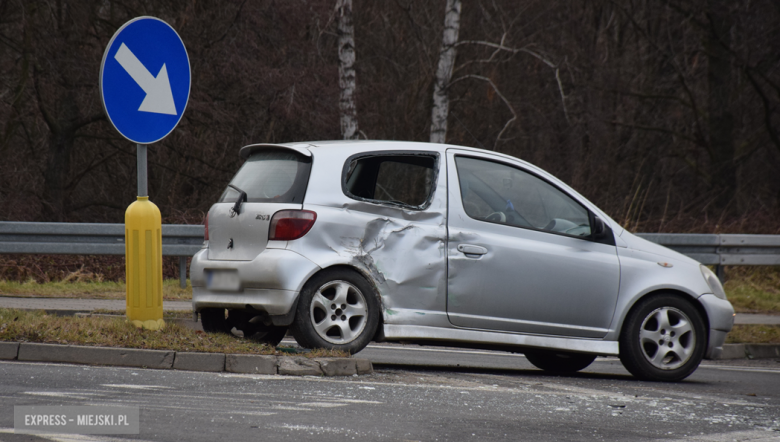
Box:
179 256 187 289
715 264 725 283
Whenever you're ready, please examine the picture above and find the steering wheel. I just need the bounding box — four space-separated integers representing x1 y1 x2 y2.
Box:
485 211 507 223
564 223 591 236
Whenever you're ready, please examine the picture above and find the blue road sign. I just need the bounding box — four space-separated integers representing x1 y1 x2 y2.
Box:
100 17 190 144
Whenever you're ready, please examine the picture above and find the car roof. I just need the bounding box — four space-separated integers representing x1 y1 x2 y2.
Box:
240 140 527 165
238 140 625 237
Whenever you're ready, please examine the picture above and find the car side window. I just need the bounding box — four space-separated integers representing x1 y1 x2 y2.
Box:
343 153 437 209
455 156 592 237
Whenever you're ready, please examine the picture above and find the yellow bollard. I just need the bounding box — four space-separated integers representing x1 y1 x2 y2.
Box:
125 196 165 330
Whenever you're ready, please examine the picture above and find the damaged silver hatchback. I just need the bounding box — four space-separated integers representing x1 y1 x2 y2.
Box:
190 141 734 381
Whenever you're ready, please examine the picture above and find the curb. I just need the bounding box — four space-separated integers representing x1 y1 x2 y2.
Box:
0 342 373 376
719 343 780 359
18 343 174 369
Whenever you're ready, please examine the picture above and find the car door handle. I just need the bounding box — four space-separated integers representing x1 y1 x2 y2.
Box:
457 244 488 256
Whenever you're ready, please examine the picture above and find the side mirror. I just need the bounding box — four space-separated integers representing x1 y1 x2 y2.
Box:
592 216 606 238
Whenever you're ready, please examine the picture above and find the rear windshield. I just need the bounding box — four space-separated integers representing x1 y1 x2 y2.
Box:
219 149 311 204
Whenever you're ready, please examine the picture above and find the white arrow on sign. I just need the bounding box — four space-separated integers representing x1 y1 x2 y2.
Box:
114 43 177 115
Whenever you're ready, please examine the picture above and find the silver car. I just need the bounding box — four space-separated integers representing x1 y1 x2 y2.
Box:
190 140 734 381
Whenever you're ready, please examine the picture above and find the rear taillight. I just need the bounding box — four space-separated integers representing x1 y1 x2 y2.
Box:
204 213 209 241
269 210 317 241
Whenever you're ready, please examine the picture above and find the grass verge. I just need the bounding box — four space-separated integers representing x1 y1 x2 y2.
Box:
725 325 780 345
724 267 780 313
91 309 193 319
0 279 192 301
2 266 778 313
0 309 345 358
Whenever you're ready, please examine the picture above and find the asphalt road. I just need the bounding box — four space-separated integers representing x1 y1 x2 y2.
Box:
1 343 779 442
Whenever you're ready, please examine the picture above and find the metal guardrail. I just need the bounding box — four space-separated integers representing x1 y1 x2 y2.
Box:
635 233 780 280
0 222 204 288
1 222 778 285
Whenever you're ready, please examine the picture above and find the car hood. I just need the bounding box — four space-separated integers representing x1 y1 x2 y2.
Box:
619 231 702 267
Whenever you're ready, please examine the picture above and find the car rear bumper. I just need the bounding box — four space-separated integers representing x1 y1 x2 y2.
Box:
193 287 298 315
698 294 735 359
189 247 321 315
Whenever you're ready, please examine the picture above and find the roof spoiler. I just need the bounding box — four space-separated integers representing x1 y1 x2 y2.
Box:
238 143 313 160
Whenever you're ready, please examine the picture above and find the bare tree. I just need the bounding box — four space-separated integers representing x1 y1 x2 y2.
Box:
430 0 461 143
336 0 359 140
0 0 779 233
452 36 566 150
706 0 736 210
26 2 106 221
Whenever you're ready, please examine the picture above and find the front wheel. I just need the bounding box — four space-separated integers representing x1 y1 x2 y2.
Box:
200 308 287 346
524 350 596 374
291 268 380 354
619 294 706 382
200 308 229 333
227 309 288 347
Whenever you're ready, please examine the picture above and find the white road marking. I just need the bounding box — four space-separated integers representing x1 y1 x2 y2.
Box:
360 344 529 358
705 367 780 374
272 424 361 436
0 428 156 442
22 392 97 399
101 384 173 390
297 402 349 408
662 429 780 441
329 399 384 404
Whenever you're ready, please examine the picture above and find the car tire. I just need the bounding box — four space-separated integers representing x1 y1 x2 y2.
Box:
291 268 380 354
524 350 597 373
245 327 288 347
619 294 707 382
200 308 229 333
201 308 287 346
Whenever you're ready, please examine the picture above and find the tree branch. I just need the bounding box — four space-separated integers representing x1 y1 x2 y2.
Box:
608 0 708 155
32 63 58 134
66 152 119 191
454 39 569 124
455 40 556 67
745 68 780 151
71 113 105 132
449 74 517 150
607 120 701 146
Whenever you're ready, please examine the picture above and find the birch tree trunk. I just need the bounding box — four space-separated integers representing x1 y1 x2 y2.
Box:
430 0 462 144
336 0 359 140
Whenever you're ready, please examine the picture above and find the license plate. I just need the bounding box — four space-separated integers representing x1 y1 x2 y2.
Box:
206 270 240 291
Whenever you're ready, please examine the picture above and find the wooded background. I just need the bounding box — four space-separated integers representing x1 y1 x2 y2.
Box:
1 0 779 234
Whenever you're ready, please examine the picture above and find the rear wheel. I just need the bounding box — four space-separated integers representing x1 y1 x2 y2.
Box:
291 268 380 354
619 294 706 382
524 350 596 374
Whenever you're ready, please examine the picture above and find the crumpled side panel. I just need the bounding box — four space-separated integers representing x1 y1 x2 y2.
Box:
288 155 448 325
